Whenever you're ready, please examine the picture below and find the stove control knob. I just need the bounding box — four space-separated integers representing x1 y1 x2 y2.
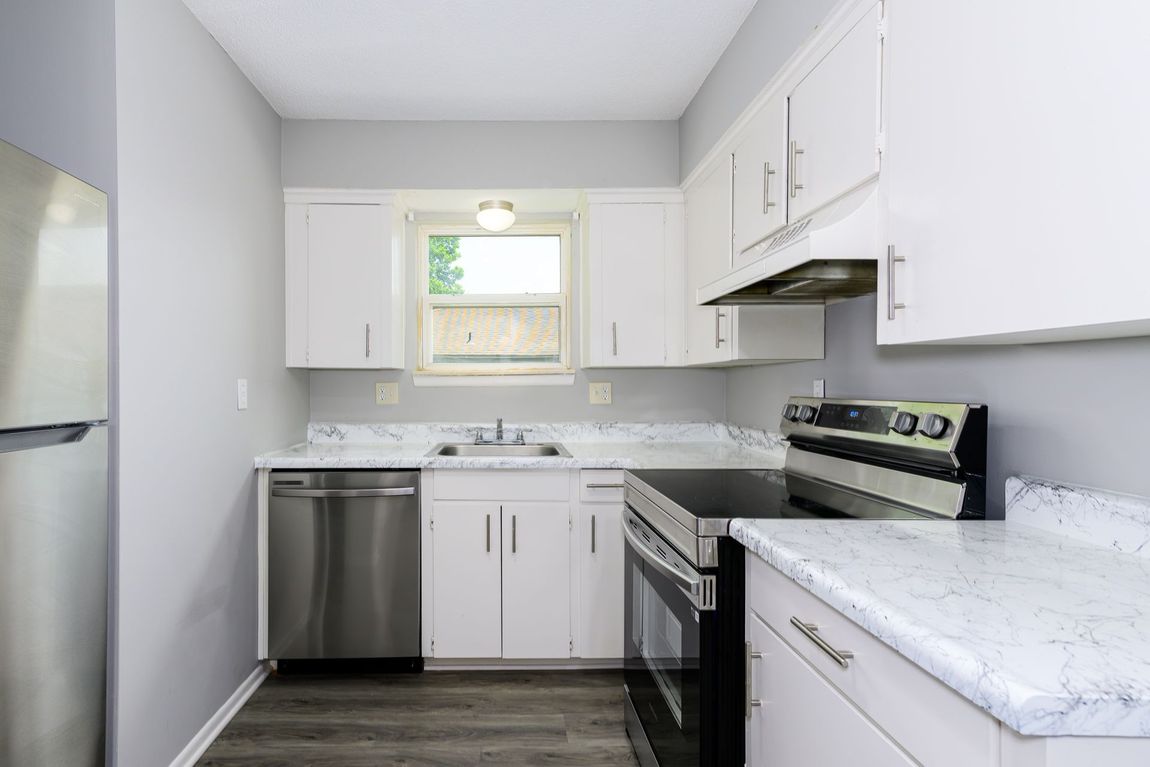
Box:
795 405 818 424
781 403 799 422
890 411 918 436
918 413 950 439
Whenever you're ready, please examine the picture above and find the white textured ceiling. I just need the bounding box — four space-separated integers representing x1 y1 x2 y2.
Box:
180 0 757 120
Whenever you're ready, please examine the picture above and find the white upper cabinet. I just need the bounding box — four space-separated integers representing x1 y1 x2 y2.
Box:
878 0 1150 344
732 93 788 264
685 158 734 366
685 156 825 367
787 2 883 221
583 192 685 368
284 190 405 369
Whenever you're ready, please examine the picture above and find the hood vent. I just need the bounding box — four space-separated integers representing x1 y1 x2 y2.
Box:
698 182 879 305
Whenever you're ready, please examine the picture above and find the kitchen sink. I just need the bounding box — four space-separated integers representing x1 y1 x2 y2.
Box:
428 442 571 457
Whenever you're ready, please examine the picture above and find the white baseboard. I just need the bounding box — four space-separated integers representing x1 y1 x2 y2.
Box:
169 664 268 767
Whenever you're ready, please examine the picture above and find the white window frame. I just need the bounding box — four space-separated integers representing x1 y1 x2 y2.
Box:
416 222 573 381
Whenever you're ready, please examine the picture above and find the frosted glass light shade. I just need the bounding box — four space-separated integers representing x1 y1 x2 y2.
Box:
476 200 515 232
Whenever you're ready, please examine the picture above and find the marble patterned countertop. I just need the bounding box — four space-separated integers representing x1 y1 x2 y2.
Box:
254 421 785 471
732 476 1150 738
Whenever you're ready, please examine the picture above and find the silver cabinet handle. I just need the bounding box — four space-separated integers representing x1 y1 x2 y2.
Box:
365 323 371 358
714 308 726 349
486 513 491 553
585 483 625 489
511 514 517 553
763 161 776 213
591 514 596 554
790 617 854 668
789 140 805 198
746 641 763 718
271 487 415 498
886 244 906 320
611 321 618 356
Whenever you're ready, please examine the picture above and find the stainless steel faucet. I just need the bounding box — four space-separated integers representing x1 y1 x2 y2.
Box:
496 418 503 442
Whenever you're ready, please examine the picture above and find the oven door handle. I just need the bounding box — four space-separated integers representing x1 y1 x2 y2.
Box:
622 515 701 598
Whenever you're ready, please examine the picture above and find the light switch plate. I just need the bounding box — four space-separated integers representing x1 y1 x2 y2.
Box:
813 378 826 397
375 381 400 405
589 382 612 405
236 378 248 410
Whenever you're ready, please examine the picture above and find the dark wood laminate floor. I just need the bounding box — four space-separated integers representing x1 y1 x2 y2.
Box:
197 670 637 766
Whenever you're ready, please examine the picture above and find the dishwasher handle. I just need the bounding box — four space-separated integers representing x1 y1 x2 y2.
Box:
271 487 416 499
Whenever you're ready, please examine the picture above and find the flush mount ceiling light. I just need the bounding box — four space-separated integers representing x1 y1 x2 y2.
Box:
476 200 515 232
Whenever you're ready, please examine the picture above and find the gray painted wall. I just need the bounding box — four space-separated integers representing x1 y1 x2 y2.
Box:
0 0 117 192
114 0 308 764
727 297 1150 516
310 214 726 424
282 119 680 189
677 0 837 180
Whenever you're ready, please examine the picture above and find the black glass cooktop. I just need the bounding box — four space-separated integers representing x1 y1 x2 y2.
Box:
627 468 924 522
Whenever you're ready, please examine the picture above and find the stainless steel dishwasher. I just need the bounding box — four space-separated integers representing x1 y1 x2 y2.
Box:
268 471 420 666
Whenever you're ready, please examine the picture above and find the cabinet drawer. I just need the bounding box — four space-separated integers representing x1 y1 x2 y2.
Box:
580 470 625 503
747 555 1000 767
432 470 570 501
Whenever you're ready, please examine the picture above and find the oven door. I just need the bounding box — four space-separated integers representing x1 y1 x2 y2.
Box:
623 507 713 767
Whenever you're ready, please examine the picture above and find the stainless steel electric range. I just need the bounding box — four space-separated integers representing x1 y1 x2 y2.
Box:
621 397 989 767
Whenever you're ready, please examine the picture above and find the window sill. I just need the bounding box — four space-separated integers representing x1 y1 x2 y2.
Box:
412 373 576 388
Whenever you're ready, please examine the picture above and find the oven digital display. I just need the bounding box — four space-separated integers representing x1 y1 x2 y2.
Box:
814 403 896 434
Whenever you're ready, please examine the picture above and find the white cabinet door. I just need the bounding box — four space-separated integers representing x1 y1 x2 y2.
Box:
747 612 916 767
501 502 571 659
787 3 882 220
684 157 734 366
878 0 1150 344
305 204 387 368
732 93 788 263
591 203 668 367
285 195 405 369
578 502 624 658
431 502 502 658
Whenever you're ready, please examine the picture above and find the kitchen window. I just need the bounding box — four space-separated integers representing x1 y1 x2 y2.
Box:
417 224 572 381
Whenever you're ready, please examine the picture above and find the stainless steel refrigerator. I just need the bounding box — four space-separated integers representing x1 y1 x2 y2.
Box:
0 138 109 765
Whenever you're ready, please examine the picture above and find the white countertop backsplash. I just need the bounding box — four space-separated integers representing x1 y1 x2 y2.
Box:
732 475 1150 738
256 421 785 470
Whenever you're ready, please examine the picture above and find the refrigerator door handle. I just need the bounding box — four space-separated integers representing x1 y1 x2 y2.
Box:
0 423 96 454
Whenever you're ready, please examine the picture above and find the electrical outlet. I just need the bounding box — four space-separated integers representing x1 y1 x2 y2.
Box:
813 378 826 398
589 382 612 405
375 381 399 405
236 378 248 410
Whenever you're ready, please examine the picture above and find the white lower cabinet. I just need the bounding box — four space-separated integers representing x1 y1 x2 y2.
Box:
577 474 625 658
425 469 627 662
501 502 571 659
746 553 1150 767
430 501 502 658
425 471 576 660
747 612 915 766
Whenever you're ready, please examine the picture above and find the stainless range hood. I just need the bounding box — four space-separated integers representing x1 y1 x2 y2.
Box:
698 182 880 305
